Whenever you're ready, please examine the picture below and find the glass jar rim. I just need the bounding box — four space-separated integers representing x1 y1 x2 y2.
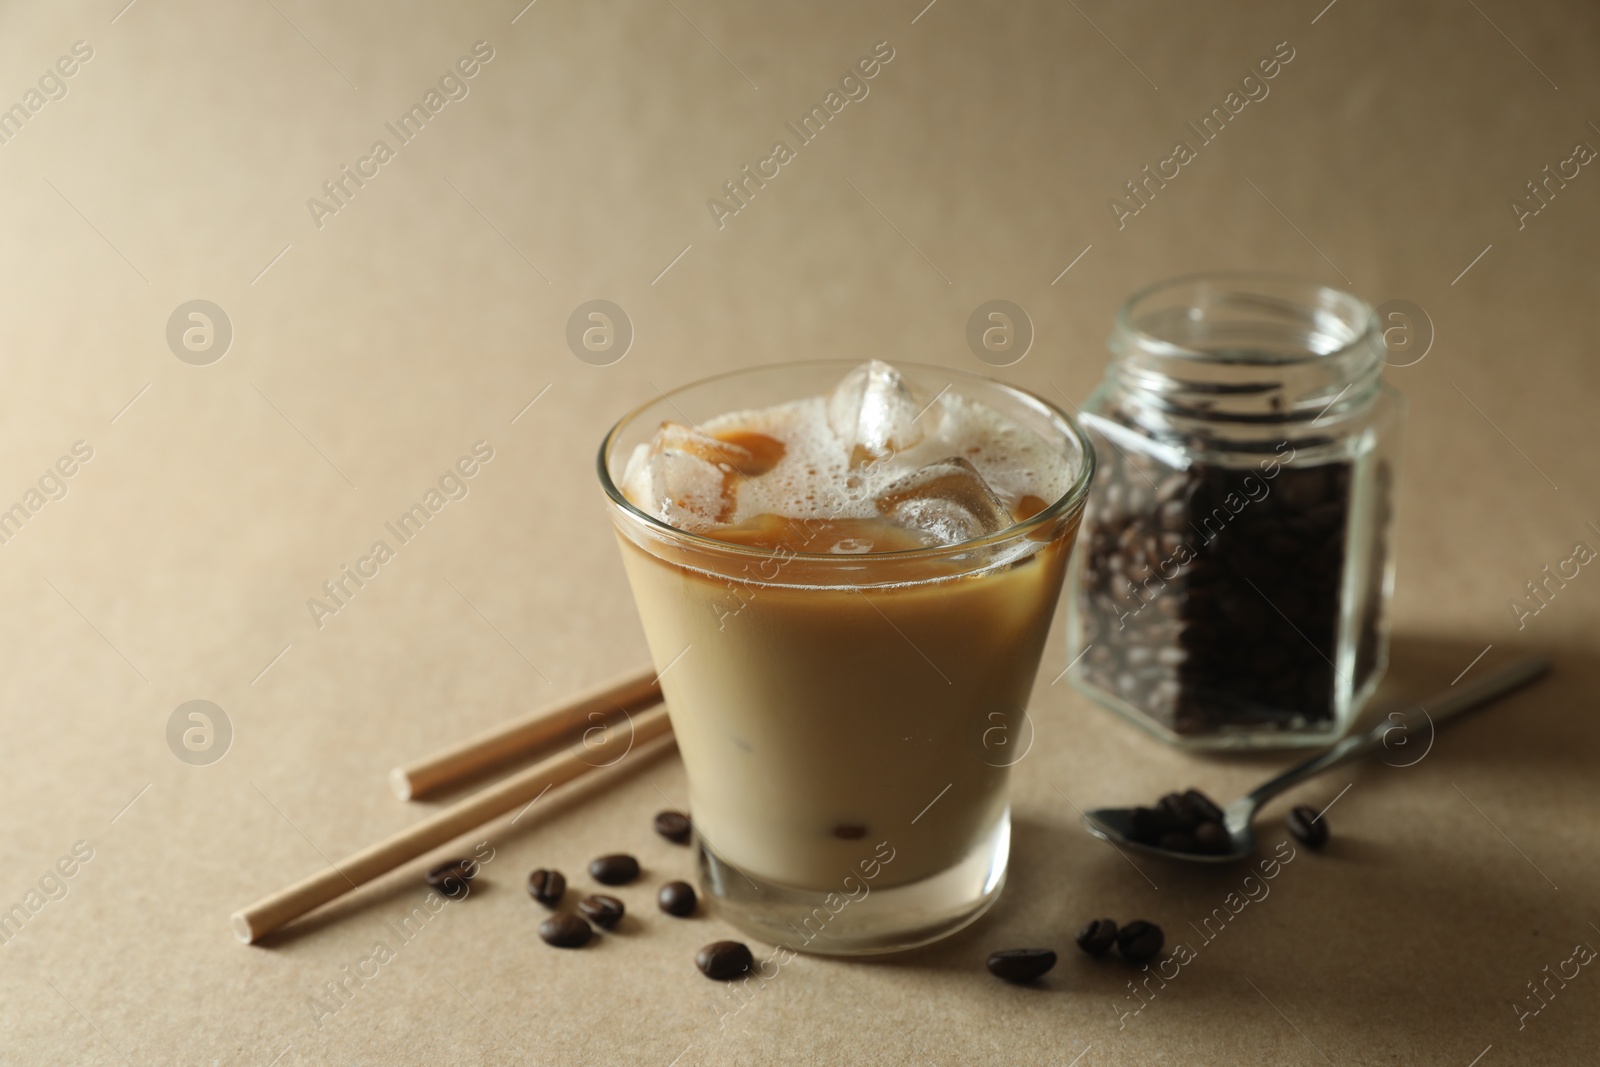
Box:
1112 270 1380 365
1103 271 1385 429
596 360 1096 564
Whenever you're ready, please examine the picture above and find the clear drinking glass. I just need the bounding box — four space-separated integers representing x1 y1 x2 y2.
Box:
599 362 1094 954
1067 273 1404 749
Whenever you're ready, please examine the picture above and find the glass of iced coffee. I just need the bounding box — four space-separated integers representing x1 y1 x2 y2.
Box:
599 361 1093 954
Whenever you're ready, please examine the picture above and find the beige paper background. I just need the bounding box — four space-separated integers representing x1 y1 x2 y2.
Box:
0 1 1596 1063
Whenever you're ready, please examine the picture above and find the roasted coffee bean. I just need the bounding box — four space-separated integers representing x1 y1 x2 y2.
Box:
527 868 566 907
654 810 693 844
1128 789 1231 852
986 948 1057 983
589 854 640 885
1076 919 1118 957
1183 789 1224 824
1286 805 1329 849
578 894 625 929
658 881 697 917
1117 920 1164 963
1193 820 1232 854
1130 805 1181 842
538 913 591 948
1158 792 1200 830
696 940 753 980
425 859 478 898
1074 432 1379 739
832 823 867 840
1157 831 1197 853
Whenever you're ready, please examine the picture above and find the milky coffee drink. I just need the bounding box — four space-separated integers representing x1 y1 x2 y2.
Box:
604 361 1090 953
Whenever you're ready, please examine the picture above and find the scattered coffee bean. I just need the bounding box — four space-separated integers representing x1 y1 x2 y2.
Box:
658 881 697 917
425 859 478 898
589 854 640 885
538 913 591 948
1076 918 1118 957
654 810 693 845
527 868 566 907
578 894 625 929
986 948 1057 983
1286 805 1329 849
696 940 753 980
832 823 867 840
1117 920 1164 963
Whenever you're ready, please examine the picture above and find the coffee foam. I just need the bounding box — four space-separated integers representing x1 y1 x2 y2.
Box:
623 381 1073 533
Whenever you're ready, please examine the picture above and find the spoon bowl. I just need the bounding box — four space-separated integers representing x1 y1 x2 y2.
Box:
1084 798 1258 863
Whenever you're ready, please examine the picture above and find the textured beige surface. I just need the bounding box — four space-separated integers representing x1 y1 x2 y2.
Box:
1 1 1597 1064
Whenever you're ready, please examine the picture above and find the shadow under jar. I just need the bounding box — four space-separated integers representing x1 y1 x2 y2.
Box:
1068 273 1404 749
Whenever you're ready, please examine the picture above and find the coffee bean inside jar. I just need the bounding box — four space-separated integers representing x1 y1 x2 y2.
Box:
1068 273 1403 748
1079 446 1360 733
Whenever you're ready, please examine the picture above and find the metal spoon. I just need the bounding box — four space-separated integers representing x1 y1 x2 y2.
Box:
1083 655 1550 863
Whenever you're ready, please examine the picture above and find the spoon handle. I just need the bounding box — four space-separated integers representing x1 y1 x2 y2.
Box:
1241 655 1550 812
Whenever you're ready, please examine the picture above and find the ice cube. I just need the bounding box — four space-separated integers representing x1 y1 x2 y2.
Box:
874 457 1011 545
827 360 926 465
622 421 756 527
653 421 759 472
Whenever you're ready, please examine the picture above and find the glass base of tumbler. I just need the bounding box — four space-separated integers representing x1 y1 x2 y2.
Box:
697 808 1010 956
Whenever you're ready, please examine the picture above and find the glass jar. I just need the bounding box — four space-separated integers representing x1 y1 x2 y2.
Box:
1067 273 1404 749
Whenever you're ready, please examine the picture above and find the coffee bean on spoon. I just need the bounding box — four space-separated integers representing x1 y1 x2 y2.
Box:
1075 919 1118 957
1286 805 1329 849
696 940 753 980
539 914 591 948
527 868 566 907
589 854 640 885
654 811 693 844
578 894 625 929
1129 788 1229 850
1193 820 1232 854
1158 792 1200 830
658 881 697 917
1184 789 1224 824
1117 921 1164 963
986 948 1057 983
1131 806 1181 842
1157 831 1197 853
